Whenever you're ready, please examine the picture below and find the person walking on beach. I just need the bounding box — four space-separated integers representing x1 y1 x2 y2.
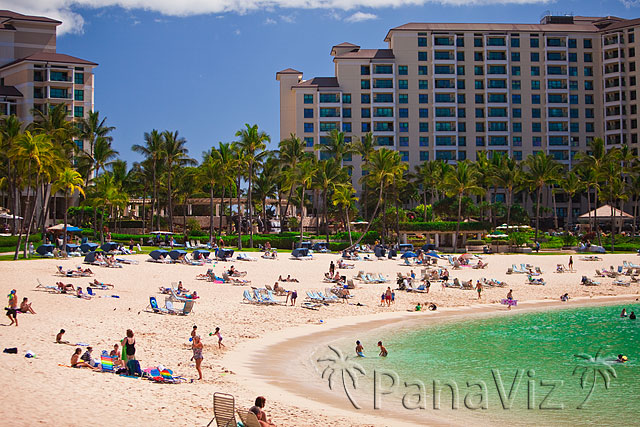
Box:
290 290 297 306
506 289 514 310
568 256 574 271
191 325 198 340
123 329 136 360
212 327 225 348
329 261 335 276
191 335 203 380
475 281 483 300
385 287 392 307
378 341 388 357
6 289 18 326
355 340 365 357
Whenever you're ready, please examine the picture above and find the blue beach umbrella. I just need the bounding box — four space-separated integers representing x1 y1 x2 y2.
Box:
401 251 417 258
149 249 169 260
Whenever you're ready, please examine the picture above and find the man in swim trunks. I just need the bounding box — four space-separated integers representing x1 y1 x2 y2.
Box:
506 289 513 310
6 289 18 326
475 281 483 299
378 341 388 357
355 340 364 357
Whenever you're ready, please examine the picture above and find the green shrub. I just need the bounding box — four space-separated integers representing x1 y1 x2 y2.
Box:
333 231 379 243
328 242 351 251
399 221 491 232
0 233 42 248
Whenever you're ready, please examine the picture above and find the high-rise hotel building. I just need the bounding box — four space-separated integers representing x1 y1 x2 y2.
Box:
277 15 640 213
0 10 96 153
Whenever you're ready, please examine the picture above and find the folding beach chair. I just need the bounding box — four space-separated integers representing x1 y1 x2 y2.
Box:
100 351 114 372
148 297 168 314
207 392 238 427
237 409 262 427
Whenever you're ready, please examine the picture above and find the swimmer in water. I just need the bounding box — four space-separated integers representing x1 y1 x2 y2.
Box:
616 354 628 363
621 308 628 317
630 311 636 320
355 340 364 357
378 341 388 357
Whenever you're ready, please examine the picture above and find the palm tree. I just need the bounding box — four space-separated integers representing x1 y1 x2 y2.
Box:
314 158 347 243
278 134 306 229
235 124 270 248
332 184 358 245
599 158 626 251
523 152 562 243
231 143 248 248
0 115 23 234
29 103 79 155
253 156 279 230
132 130 164 231
474 151 495 223
92 136 119 176
78 110 115 180
53 167 85 250
442 160 485 252
199 150 221 243
560 171 585 230
295 158 317 243
412 160 441 220
353 132 374 219
214 142 236 239
175 166 199 238
162 130 194 233
10 131 53 258
575 138 610 245
493 156 521 227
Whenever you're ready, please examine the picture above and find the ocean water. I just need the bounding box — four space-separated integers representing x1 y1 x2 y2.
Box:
316 304 639 426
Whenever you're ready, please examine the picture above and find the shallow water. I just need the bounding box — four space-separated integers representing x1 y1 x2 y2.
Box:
315 304 640 426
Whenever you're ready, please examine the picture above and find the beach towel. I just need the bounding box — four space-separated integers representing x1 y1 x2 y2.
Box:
126 359 142 377
501 299 517 306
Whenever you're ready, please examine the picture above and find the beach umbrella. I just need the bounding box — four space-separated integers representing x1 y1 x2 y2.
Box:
84 251 99 263
401 251 417 258
425 251 441 258
0 212 22 219
487 233 508 238
150 231 173 235
149 249 169 260
193 249 210 259
459 253 473 260
291 248 310 258
80 242 99 253
35 244 55 256
169 249 187 260
101 242 119 252
65 243 79 252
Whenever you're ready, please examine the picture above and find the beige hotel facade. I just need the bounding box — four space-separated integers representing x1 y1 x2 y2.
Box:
277 15 640 219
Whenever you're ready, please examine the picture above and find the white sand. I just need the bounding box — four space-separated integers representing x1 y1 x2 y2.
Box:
0 251 638 426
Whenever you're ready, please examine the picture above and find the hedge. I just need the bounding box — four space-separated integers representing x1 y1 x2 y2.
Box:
399 221 491 232
0 233 42 248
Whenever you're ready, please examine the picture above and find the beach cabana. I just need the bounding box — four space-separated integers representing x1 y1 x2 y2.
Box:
65 243 80 253
47 224 82 233
421 243 437 251
84 251 99 263
312 242 329 252
398 243 414 253
149 249 169 260
101 242 119 252
216 248 234 261
80 242 99 253
192 249 210 259
169 249 187 260
36 244 55 256
424 250 441 259
291 248 310 258
296 241 312 250
578 205 633 228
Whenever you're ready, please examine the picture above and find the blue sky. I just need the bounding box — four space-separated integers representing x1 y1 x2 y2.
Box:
8 0 640 164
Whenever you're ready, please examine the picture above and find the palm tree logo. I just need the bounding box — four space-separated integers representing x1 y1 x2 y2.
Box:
317 345 366 409
572 348 617 409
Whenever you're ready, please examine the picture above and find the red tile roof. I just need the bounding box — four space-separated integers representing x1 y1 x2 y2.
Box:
334 49 394 60
0 52 97 70
293 77 339 88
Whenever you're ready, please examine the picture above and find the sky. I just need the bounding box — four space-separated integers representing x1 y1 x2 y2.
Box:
4 0 640 165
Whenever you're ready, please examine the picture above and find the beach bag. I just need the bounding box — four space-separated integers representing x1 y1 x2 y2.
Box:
126 359 142 377
3 347 18 354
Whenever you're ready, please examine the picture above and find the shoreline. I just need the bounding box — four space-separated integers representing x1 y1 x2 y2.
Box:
224 294 639 427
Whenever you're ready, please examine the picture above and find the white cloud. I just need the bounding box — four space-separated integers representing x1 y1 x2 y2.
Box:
3 0 552 35
264 17 277 24
345 11 377 22
234 28 241 35
280 14 295 23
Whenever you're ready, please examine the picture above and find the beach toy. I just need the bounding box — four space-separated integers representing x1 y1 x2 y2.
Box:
319 320 324 324
25 351 35 358
189 337 193 342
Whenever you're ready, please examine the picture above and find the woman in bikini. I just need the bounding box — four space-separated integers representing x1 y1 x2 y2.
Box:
192 335 204 380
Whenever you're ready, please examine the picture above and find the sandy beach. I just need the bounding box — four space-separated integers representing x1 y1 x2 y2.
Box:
1 251 639 426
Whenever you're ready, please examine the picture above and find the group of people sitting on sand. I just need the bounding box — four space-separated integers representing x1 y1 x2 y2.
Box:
5 290 36 326
57 266 94 277
277 275 299 282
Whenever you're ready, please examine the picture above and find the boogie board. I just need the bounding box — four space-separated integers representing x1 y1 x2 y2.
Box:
501 299 517 306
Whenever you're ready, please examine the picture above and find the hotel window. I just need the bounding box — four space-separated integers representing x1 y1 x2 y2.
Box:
570 108 579 118
513 136 522 146
512 94 521 104
399 137 409 147
343 108 351 118
488 65 506 74
74 106 84 118
511 37 520 47
418 51 428 61
362 122 371 132
457 66 465 75
399 122 409 132
532 122 541 132
420 151 429 161
530 52 540 62
570 122 579 133
304 108 313 118
398 65 408 75
419 108 428 118
586 122 595 132
458 94 466 104
531 66 540 76
476 136 485 146
458 108 466 118
569 81 578 90
361 80 370 89
400 151 409 162
584 67 593 76
457 79 465 89
584 81 593 90
74 89 84 101
420 122 429 132
583 39 592 48
419 94 429 104
342 122 352 132
475 108 484 118
512 80 521 90
459 122 466 132
476 122 485 132
568 39 577 48
585 95 594 104
569 67 577 76
361 65 370 75
474 66 483 76
457 51 465 61
475 80 484 89
532 94 541 104
475 94 484 104
418 66 428 75
474 37 483 47
631 47 636 57
361 108 370 118
511 66 520 76
474 52 483 61
568 52 577 62
513 122 522 132
511 52 520 61
419 80 428 89
530 38 539 48
458 136 466 146
399 108 408 118
457 36 464 47
304 137 314 147
398 79 408 89
304 123 314 133
513 150 522 160
361 94 370 104
304 94 313 104
420 137 429 146
585 108 594 118
533 137 542 146
342 94 351 104
630 32 636 43
531 80 540 90
532 108 541 118
458 151 466 161
418 36 428 47
584 53 593 62
569 95 578 104
512 108 521 118
632 62 637 72
399 94 408 104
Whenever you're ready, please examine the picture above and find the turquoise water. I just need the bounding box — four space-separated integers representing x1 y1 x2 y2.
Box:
318 304 639 426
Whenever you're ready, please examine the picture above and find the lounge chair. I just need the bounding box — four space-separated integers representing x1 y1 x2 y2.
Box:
613 279 631 287
265 291 285 305
206 392 238 427
243 290 258 304
237 409 262 427
164 299 180 314
346 279 356 289
35 279 62 293
535 267 543 274
317 291 339 303
100 352 115 373
182 299 195 315
148 296 169 314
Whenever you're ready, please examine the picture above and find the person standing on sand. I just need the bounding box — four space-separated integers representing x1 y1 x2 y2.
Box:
506 289 514 310
385 287 392 307
212 327 225 348
123 329 136 360
191 335 203 380
568 256 574 271
191 325 198 340
329 261 335 276
475 281 483 299
290 290 297 306
6 289 18 326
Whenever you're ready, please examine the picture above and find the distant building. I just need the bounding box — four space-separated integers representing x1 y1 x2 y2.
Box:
0 10 97 153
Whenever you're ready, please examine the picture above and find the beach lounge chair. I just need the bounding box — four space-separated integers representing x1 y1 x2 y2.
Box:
346 279 355 289
182 299 195 315
317 291 338 303
164 299 180 314
243 290 258 304
535 267 543 274
206 392 238 427
595 269 605 277
264 291 284 305
100 351 115 373
148 296 169 314
613 279 631 287
237 409 262 427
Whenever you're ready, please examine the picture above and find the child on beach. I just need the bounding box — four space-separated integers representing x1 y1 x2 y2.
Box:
191 325 198 340
212 327 225 348
56 329 68 344
378 341 388 357
70 348 98 369
355 340 365 357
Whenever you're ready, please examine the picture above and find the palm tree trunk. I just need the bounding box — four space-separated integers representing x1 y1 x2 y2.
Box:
14 161 32 260
63 190 69 251
152 161 157 231
299 184 306 243
535 186 541 244
349 185 384 249
141 190 146 234
381 194 388 245
218 187 226 242
422 190 428 221
345 206 353 245
567 195 573 231
395 189 400 246
167 168 174 233
594 190 602 246
248 163 254 248
323 189 330 243
236 178 242 249
227 186 232 235
586 188 592 232
551 187 558 230
454 193 463 252
209 187 214 243
611 204 615 252
23 175 40 259
506 188 512 228
283 186 294 232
